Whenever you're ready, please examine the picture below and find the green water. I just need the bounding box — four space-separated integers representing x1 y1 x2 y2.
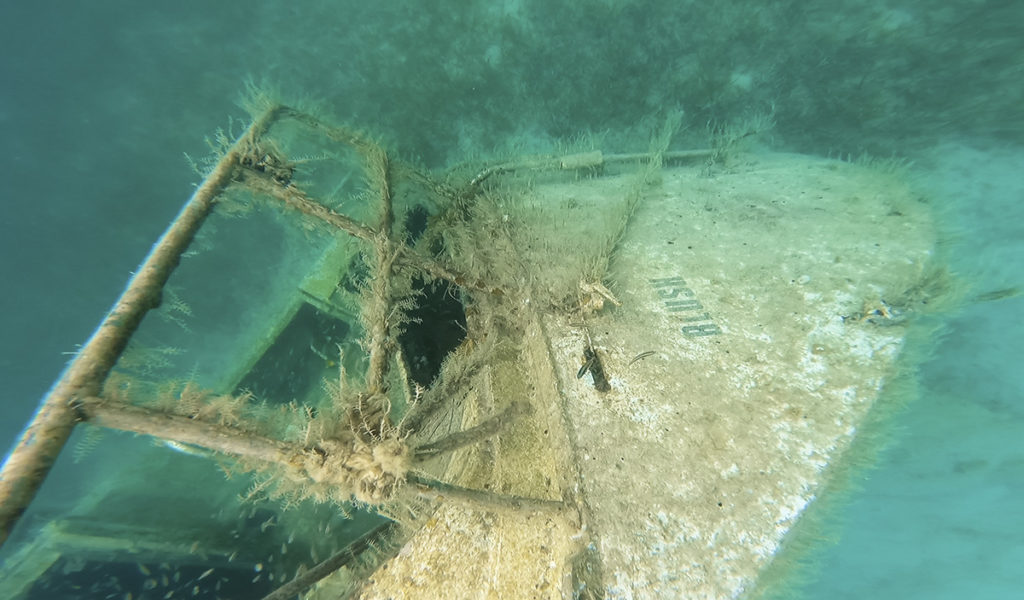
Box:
2 2 1021 598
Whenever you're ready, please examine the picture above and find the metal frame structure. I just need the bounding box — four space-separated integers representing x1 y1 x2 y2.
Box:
0 104 585 597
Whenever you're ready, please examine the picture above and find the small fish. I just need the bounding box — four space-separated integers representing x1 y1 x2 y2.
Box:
197 568 214 581
627 351 657 367
137 564 152 576
161 440 211 457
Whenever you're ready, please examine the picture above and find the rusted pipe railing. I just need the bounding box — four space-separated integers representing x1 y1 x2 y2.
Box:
260 522 398 600
0 107 284 549
465 148 714 189
79 398 299 465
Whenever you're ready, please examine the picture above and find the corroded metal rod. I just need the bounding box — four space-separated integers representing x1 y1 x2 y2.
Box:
413 401 529 459
79 398 298 466
407 473 567 515
238 168 377 241
260 522 397 600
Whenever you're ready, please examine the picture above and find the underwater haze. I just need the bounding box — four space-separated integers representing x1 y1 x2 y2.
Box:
2 1 1022 598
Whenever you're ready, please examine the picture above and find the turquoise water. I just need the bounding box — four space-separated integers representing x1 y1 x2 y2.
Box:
1 2 1021 598
797 145 1024 599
